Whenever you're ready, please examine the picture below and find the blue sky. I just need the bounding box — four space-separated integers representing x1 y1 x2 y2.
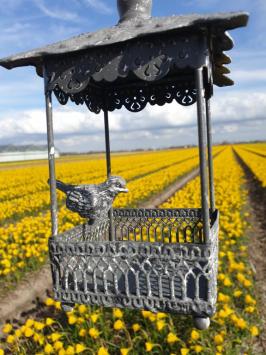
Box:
0 0 265 152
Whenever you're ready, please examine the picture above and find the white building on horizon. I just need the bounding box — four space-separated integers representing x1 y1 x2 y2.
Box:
0 145 60 163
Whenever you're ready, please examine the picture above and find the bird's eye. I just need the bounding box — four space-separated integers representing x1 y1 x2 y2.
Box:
116 183 120 187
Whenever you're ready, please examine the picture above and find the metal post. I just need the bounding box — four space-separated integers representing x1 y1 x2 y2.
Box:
195 67 210 242
206 97 215 213
104 108 111 177
103 106 114 241
43 65 58 237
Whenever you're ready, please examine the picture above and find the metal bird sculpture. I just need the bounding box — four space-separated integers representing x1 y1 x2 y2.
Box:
52 176 128 224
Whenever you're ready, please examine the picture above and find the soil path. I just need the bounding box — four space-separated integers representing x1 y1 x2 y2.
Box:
234 149 266 353
0 166 200 326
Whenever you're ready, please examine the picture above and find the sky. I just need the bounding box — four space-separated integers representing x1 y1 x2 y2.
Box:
0 0 265 152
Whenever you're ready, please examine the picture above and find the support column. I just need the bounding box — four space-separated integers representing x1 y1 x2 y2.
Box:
104 108 111 177
206 97 215 213
104 106 114 241
195 67 210 242
43 65 58 237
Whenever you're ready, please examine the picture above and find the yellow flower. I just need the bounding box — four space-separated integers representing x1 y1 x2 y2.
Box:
145 342 154 352
6 335 15 344
218 293 230 303
236 273 245 283
14 329 22 338
36 334 45 345
45 297 54 306
245 294 256 305
78 305 87 314
34 321 45 330
114 320 124 331
243 279 252 288
33 332 40 343
55 301 61 310
191 330 200 341
44 343 54 354
79 328 86 337
223 277 232 287
156 320 166 331
194 345 203 353
216 346 223 352
76 343 86 353
0 349 4 355
58 349 66 355
230 314 238 323
98 346 109 355
89 327 100 339
245 306 255 313
24 327 34 337
77 317 84 325
91 313 99 323
132 323 140 332
236 318 247 329
46 318 55 326
66 346 75 355
113 308 123 318
214 334 224 345
68 315 77 325
142 310 152 318
120 348 130 355
25 319 34 328
167 332 180 344
181 348 190 355
148 313 156 322
250 326 259 337
233 290 242 298
157 312 167 319
2 323 12 334
54 341 64 350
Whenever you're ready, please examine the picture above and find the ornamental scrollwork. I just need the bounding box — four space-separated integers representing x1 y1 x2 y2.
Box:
46 33 208 94
175 88 197 105
53 81 197 114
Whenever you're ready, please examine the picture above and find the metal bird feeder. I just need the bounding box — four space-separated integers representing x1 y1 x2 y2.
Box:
0 0 248 329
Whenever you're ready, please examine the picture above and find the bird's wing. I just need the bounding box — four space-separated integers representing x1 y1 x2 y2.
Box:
66 189 98 215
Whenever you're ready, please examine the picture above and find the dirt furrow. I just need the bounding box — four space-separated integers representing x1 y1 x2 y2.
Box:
233 149 266 353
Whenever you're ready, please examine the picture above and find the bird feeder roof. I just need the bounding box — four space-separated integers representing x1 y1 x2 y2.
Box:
0 7 249 114
0 11 248 80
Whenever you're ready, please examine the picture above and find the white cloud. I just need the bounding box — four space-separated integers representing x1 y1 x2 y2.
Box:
232 69 266 82
222 124 239 133
34 0 80 21
0 90 265 151
83 0 113 14
212 91 266 121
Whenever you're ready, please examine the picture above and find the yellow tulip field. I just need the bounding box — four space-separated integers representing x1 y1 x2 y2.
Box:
0 143 265 354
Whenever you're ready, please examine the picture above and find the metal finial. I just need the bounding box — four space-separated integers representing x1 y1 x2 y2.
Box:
117 0 152 23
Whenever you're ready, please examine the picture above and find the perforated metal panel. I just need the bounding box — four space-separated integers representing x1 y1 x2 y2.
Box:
49 208 218 317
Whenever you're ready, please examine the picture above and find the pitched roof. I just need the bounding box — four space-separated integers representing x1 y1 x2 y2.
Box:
0 12 248 80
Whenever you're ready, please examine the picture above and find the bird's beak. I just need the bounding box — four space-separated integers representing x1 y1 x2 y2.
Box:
119 187 128 193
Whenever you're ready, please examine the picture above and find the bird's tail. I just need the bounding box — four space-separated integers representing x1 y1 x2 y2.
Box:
48 179 73 194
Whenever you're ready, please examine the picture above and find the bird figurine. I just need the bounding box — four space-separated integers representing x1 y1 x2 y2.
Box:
52 176 128 224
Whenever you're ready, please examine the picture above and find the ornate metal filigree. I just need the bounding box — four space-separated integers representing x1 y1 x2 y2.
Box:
46 33 208 94
53 81 197 114
105 83 197 113
175 88 197 106
49 208 219 319
53 86 103 114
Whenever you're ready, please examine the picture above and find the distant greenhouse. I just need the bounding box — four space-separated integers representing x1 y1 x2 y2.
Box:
0 145 60 163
